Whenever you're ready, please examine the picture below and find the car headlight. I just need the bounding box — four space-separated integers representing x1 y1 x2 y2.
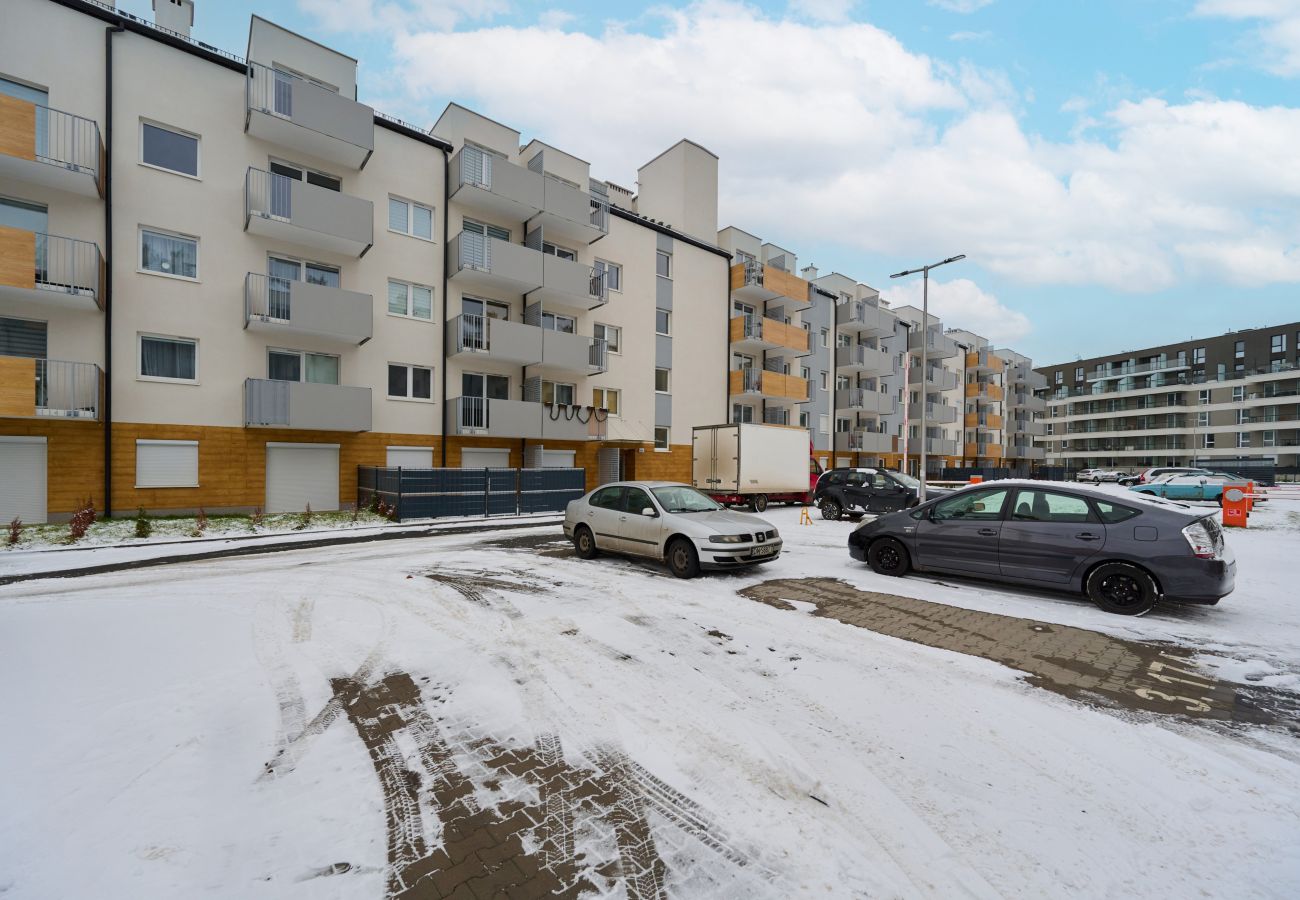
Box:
708 534 751 544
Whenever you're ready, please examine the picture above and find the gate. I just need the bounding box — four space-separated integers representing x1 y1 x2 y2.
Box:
358 466 586 521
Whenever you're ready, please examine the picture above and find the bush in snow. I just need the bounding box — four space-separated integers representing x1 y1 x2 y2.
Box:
134 508 152 539
7 517 21 546
296 503 313 530
349 502 361 524
68 500 96 543
249 507 264 530
190 507 208 538
376 498 396 521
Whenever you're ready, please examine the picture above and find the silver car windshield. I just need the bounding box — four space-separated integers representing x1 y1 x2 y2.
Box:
651 486 723 513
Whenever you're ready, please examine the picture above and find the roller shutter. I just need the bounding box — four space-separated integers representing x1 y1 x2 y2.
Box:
265 443 339 513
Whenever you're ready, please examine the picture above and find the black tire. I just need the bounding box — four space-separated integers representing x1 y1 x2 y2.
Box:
866 538 911 577
1086 562 1158 616
820 498 842 520
750 494 769 513
573 525 598 559
666 538 700 579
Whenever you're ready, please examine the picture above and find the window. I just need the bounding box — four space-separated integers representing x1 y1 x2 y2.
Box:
799 411 809 427
269 349 338 384
1055 371 1063 385
837 333 851 348
655 310 670 335
1010 490 1094 523
462 219 510 242
594 323 620 353
1232 385 1245 402
542 242 577 261
135 439 199 488
1092 499 1140 524
836 374 850 390
1074 366 1084 381
624 486 654 512
388 363 432 400
819 415 830 434
542 312 576 333
461 296 509 321
1238 432 1251 448
139 335 196 382
1198 389 1211 404
931 488 1009 522
654 427 669 450
387 280 433 320
270 159 340 192
1237 408 1249 425
590 486 624 510
801 366 811 381
836 418 851 433
593 387 620 415
1193 347 1206 364
820 328 829 348
542 381 575 405
655 250 671 278
1197 411 1209 426
1202 433 1215 449
140 228 197 279
732 404 753 424
1263 430 1276 446
0 316 46 358
655 368 670 392
594 260 621 292
388 197 433 240
140 122 198 177
820 372 828 391
1271 333 1287 354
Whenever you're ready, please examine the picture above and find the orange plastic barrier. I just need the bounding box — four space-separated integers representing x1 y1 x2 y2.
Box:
969 475 983 484
1222 486 1250 528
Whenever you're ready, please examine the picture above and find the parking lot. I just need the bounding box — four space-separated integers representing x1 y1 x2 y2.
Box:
1 498 1298 898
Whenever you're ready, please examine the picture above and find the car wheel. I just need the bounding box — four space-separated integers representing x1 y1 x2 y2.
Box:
867 538 911 576
750 493 769 513
666 538 700 579
820 499 842 520
573 525 598 559
1086 562 1158 616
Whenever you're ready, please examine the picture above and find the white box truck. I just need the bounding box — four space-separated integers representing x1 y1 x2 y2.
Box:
692 423 817 512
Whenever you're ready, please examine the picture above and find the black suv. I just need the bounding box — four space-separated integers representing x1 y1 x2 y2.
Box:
812 468 946 519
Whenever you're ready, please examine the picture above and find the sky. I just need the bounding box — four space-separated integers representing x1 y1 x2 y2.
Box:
118 0 1300 363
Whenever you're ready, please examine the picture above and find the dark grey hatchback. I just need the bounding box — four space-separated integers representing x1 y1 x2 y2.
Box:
847 480 1235 615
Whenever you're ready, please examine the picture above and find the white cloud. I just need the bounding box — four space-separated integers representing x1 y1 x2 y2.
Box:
537 9 576 30
296 0 509 33
949 30 991 42
788 0 857 23
1194 0 1300 76
928 0 994 13
881 278 1032 346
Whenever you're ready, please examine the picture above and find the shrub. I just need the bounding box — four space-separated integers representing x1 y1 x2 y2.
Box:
349 502 361 524
134 507 152 539
250 507 264 530
7 517 21 547
296 502 313 530
68 500 96 542
376 498 397 521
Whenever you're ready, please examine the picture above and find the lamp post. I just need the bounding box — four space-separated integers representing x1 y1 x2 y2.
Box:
890 254 966 503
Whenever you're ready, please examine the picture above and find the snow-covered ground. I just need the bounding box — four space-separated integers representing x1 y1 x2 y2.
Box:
1 499 1297 898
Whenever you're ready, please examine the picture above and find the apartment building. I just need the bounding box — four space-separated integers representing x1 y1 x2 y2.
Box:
1036 322 1300 472
0 0 728 523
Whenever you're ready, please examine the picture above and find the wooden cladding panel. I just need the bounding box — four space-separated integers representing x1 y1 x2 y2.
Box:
0 356 37 417
627 444 692 484
0 419 103 516
763 266 808 304
985 414 1004 429
729 315 745 343
965 382 1005 401
729 264 746 292
765 319 809 352
965 352 978 369
986 384 1004 401
0 226 37 291
728 369 745 395
963 412 979 428
761 372 807 400
0 95 37 162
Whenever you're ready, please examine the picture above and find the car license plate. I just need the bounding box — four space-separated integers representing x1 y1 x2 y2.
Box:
751 545 777 557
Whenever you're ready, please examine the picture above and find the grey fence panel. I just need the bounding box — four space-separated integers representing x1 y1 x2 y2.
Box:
359 466 585 520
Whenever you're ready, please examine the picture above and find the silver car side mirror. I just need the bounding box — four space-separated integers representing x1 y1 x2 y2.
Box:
642 507 657 517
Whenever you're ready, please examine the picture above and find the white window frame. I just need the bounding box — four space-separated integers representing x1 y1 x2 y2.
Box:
542 380 576 406
654 368 670 393
387 279 434 321
268 348 340 385
820 328 829 348
819 414 830 434
595 259 622 292
138 227 199 281
732 404 753 424
656 250 672 279
593 387 620 416
594 323 621 354
542 241 577 261
388 195 435 241
134 439 199 488
387 362 434 402
138 119 200 179
1237 432 1251 448
655 309 671 336
654 426 670 451
137 333 198 384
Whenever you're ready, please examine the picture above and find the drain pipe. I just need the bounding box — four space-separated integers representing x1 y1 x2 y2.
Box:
103 24 124 517
440 151 450 467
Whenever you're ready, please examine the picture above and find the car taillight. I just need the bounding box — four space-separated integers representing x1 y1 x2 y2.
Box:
1181 519 1220 560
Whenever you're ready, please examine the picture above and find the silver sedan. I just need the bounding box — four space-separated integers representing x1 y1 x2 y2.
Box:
563 481 782 578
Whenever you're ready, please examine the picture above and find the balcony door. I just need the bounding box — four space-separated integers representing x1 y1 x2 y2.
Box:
268 349 339 385
267 256 339 320
0 197 49 283
541 312 575 334
461 372 509 428
268 160 341 218
460 297 509 351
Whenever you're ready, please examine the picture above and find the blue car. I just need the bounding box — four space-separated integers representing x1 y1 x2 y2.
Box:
1128 473 1244 502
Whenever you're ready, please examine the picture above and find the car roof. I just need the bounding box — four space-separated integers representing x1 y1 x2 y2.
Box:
944 479 1200 514
593 481 687 489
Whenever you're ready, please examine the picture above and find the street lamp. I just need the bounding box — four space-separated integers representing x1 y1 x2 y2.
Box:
890 254 966 503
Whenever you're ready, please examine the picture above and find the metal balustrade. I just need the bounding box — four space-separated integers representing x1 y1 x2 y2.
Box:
34 359 100 418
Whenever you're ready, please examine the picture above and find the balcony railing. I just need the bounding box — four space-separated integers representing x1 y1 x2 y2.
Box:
908 330 959 359
244 272 373 345
837 388 896 415
589 338 608 372
0 357 100 420
245 61 374 169
0 96 103 196
0 229 103 309
244 167 374 256
244 378 371 431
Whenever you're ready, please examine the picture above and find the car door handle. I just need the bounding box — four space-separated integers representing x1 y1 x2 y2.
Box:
977 528 999 536
1075 533 1100 541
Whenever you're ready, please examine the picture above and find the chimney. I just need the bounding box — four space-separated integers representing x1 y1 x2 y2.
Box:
153 0 194 38
801 265 818 281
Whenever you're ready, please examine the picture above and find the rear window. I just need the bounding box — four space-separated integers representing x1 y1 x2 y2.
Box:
1092 499 1141 523
589 486 624 510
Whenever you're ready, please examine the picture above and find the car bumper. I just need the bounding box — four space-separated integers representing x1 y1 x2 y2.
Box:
1158 555 1236 604
698 538 783 569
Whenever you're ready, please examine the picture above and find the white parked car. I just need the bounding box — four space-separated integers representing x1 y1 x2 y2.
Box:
563 481 782 578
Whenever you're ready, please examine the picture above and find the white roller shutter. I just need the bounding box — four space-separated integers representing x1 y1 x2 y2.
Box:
265 443 339 513
597 447 621 485
460 448 510 469
135 440 199 488
541 450 575 468
0 437 47 524
386 446 433 468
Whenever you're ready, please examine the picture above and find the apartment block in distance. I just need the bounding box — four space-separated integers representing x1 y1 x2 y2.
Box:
1035 321 1300 473
0 0 729 523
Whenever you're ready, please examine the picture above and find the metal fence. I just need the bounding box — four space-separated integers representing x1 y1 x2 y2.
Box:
358 466 586 521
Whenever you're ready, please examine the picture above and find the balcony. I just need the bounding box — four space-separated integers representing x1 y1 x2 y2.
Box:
533 328 608 378
1009 418 1046 436
0 96 102 196
450 144 544 220
728 368 808 403
966 381 1004 403
244 378 371 432
244 167 373 257
529 254 607 314
446 314 542 365
729 260 812 310
836 388 896 415
1007 365 1048 391
245 61 374 170
1008 391 1047 412
908 330 959 360
528 173 610 246
542 403 607 441
448 231 543 294
837 430 895 454
908 365 959 392
964 412 1003 430
907 436 960 456
1006 444 1047 460
0 228 103 310
836 300 894 336
446 397 606 440
730 315 811 356
837 344 894 374
966 350 1005 373
0 357 100 420
908 401 958 425
964 442 1005 460
1088 359 1192 383
244 273 372 346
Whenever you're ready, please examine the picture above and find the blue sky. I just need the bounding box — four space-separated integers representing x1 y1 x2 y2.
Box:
119 0 1300 363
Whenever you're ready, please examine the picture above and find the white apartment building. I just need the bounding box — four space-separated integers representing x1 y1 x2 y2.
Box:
0 0 728 522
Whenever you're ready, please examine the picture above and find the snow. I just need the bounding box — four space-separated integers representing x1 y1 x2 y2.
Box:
1 499 1297 897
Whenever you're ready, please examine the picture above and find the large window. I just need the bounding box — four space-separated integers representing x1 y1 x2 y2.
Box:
593 387 620 415
388 197 433 240
140 228 197 279
388 280 433 320
268 349 338 384
542 312 576 333
542 380 575 405
1193 347 1206 364
1271 333 1287 354
595 259 622 292
594 323 620 353
733 404 753 424
388 364 432 400
462 219 510 242
139 335 196 382
140 121 199 177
